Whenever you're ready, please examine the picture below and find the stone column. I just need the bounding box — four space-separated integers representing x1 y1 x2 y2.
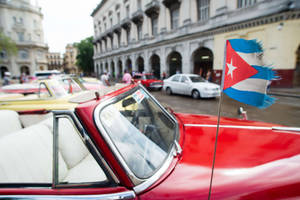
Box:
131 54 137 72
181 42 190 74
144 50 151 73
160 47 167 76
190 0 198 23
131 22 137 43
158 5 167 34
181 0 191 26
143 15 150 39
113 33 118 49
121 28 126 46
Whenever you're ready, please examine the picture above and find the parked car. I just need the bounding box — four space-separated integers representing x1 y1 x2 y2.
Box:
0 83 299 199
0 78 90 111
163 74 220 98
132 73 163 90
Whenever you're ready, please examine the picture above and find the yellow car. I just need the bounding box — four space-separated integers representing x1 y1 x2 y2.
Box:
0 78 96 111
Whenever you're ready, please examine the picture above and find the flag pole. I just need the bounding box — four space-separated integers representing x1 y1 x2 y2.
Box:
208 41 227 200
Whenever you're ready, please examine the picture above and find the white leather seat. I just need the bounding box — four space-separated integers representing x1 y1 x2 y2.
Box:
0 124 68 183
40 117 89 169
0 110 22 138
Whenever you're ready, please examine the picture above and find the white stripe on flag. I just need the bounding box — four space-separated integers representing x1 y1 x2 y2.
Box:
237 52 264 66
231 78 268 94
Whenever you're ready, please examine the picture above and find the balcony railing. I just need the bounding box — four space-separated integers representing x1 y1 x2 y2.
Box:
131 9 144 24
121 17 131 29
145 0 160 17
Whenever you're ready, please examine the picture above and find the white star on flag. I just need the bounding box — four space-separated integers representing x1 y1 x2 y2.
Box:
227 59 237 79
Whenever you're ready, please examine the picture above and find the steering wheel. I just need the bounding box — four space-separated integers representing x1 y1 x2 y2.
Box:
131 110 140 127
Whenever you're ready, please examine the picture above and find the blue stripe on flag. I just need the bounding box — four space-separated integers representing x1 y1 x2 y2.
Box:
229 39 263 53
224 87 276 109
250 65 278 80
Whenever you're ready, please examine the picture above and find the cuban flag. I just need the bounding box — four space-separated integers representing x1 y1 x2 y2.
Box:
223 39 278 109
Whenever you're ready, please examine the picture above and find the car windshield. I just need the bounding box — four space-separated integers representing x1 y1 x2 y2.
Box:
99 88 177 179
145 75 156 79
189 76 206 83
47 79 69 97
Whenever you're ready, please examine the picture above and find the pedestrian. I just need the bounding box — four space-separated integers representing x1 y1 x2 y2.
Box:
162 71 167 80
3 72 11 86
122 69 132 84
101 71 110 86
206 70 212 82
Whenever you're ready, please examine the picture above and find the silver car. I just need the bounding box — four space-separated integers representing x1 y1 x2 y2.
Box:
163 74 220 99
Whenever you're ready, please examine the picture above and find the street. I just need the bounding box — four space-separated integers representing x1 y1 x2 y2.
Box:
150 90 300 127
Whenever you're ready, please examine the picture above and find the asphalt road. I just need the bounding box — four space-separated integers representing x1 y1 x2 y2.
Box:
150 90 300 127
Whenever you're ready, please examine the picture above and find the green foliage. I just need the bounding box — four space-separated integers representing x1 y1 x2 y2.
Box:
75 36 94 74
0 31 17 58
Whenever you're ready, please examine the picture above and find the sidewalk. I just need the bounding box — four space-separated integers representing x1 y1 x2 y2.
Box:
268 87 300 98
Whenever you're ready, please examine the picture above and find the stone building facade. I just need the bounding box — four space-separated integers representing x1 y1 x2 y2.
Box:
92 0 300 87
47 52 63 71
63 44 79 74
0 0 48 78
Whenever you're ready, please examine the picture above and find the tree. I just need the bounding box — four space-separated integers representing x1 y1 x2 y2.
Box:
0 31 17 59
75 36 94 75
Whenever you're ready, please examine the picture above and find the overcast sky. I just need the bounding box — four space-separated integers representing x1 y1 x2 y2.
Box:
37 0 100 54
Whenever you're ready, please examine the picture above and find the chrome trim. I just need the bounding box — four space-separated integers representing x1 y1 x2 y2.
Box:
133 149 175 194
52 111 119 186
0 191 136 200
272 127 300 132
94 85 179 190
185 124 300 134
184 124 273 130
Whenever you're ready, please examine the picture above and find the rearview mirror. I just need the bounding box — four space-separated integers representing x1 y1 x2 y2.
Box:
122 97 136 107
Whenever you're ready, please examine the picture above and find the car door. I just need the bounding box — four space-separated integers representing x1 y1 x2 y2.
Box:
178 75 191 95
169 75 181 94
0 111 136 200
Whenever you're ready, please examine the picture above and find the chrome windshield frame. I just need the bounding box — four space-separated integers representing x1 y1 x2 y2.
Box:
94 85 179 192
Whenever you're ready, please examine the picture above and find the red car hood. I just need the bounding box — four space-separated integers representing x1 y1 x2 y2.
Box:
140 113 300 199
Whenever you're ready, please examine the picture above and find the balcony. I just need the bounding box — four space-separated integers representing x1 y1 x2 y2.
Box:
145 0 160 17
113 24 122 34
131 9 144 24
121 17 131 29
162 0 181 8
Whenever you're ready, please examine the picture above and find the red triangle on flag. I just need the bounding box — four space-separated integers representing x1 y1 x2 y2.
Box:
223 41 258 90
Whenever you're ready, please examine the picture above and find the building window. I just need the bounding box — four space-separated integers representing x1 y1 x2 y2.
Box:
110 17 113 27
137 24 142 40
13 16 17 24
104 22 107 31
19 50 29 59
17 32 25 41
0 51 6 59
197 0 210 21
151 16 158 36
238 0 257 8
170 6 180 30
118 33 121 47
111 36 114 50
126 5 130 18
137 0 142 9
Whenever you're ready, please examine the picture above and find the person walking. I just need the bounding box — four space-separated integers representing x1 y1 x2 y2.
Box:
101 72 110 86
122 69 132 84
3 72 11 86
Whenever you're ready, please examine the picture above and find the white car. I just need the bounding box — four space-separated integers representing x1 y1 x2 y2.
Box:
163 74 220 99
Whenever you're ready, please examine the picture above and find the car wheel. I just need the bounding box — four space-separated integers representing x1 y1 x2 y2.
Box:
166 87 172 95
192 90 200 99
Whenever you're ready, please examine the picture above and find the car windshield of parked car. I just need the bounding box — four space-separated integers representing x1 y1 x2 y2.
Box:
47 79 69 97
145 74 156 80
99 88 177 179
189 76 206 83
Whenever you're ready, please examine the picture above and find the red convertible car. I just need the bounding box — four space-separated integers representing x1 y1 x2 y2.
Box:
0 83 299 199
132 73 163 90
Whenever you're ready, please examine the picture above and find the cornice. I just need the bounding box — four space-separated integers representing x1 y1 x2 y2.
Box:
94 10 300 60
